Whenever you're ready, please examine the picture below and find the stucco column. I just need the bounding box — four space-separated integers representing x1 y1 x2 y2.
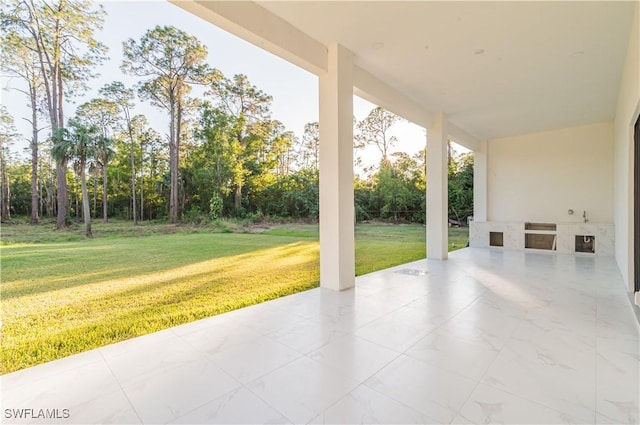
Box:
426 113 449 260
473 140 488 222
319 43 355 291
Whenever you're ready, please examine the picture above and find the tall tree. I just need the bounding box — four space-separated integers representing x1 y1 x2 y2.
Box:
1 28 45 223
1 0 107 228
300 122 319 170
208 74 272 211
267 121 296 177
75 98 118 222
195 104 235 211
138 123 166 220
100 82 139 224
356 106 402 165
121 25 209 223
0 107 19 221
52 120 96 236
130 115 161 221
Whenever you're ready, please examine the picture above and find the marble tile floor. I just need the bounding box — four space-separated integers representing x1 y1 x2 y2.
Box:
2 248 639 424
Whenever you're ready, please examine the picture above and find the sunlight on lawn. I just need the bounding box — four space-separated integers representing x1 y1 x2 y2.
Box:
1 239 319 373
1 224 468 374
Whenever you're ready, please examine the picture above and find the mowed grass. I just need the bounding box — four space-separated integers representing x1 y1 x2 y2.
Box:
0 220 468 374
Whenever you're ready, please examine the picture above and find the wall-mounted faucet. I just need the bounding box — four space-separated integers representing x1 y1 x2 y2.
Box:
583 210 588 223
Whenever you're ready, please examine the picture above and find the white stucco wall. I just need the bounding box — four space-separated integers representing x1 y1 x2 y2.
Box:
487 122 614 224
613 4 639 291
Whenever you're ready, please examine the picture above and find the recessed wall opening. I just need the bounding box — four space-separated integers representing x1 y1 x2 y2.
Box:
489 232 504 247
575 235 595 253
525 234 556 250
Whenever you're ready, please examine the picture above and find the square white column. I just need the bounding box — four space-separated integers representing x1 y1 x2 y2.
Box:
426 113 449 260
319 43 355 291
473 140 488 222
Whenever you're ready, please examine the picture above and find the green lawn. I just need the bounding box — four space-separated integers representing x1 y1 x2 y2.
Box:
0 220 468 374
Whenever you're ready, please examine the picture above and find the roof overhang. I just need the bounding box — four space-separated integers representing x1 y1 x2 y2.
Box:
171 0 636 145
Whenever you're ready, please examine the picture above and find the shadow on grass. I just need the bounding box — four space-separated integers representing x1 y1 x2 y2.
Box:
1 233 312 299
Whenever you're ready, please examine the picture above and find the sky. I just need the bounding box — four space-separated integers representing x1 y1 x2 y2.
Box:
1 0 430 173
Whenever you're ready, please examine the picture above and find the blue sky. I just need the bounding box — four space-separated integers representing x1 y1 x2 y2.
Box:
2 0 428 171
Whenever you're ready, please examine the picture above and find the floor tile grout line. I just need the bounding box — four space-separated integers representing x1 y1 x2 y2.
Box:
454 304 600 424
358 372 461 424
449 315 525 423
97 349 144 425
302 336 404 385
477 353 598 424
164 384 246 425
237 359 308 425
203 342 304 389
478 376 598 424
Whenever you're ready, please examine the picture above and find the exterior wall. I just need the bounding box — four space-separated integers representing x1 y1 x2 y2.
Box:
487 122 614 224
613 4 639 291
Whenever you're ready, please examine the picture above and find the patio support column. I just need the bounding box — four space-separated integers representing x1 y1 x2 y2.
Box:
474 140 488 222
426 113 449 259
319 43 355 291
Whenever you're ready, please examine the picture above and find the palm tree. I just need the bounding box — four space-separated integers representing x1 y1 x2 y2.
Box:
52 121 97 237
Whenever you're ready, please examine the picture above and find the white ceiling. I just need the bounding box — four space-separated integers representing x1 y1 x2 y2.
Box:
259 1 636 140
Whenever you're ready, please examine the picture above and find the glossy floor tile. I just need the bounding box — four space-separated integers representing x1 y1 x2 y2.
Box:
2 248 638 424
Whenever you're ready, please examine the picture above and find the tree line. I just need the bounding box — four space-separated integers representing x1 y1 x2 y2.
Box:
0 0 473 236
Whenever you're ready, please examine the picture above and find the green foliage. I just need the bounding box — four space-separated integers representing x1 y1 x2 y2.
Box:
249 169 319 219
206 73 274 210
448 151 474 223
209 193 224 219
356 152 426 223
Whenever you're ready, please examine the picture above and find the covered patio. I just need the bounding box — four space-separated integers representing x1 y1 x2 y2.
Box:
4 248 638 424
3 1 639 424
170 0 639 298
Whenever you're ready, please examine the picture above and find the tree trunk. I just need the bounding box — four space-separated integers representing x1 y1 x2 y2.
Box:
129 127 137 225
28 84 39 224
140 173 144 222
54 58 68 228
74 186 78 218
169 97 178 223
50 170 56 217
80 161 91 237
55 161 67 228
102 164 108 222
234 184 242 211
176 103 183 220
44 169 53 217
93 174 97 218
38 173 43 218
0 148 9 222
